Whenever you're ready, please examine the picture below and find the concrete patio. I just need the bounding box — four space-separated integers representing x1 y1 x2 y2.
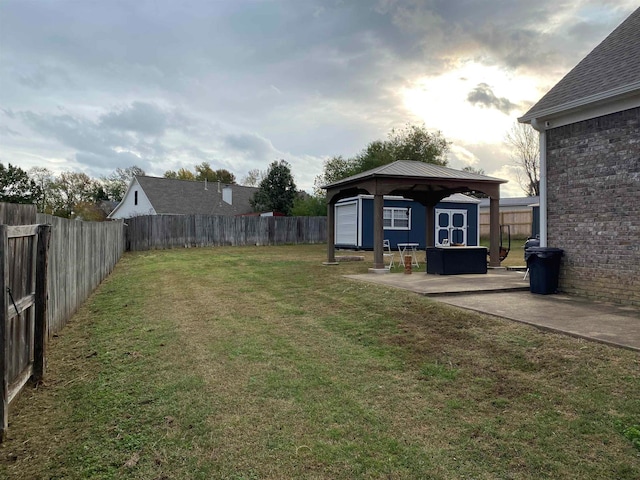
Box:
345 270 640 352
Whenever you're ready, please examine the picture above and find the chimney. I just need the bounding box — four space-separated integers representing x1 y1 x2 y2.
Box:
222 185 233 205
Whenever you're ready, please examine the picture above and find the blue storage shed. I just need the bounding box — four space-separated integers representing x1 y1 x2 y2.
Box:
335 193 480 250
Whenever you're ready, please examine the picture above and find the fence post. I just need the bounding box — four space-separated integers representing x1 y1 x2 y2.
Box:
33 225 51 383
0 225 8 442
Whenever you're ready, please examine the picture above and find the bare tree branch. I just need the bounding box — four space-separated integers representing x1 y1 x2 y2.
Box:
505 123 540 196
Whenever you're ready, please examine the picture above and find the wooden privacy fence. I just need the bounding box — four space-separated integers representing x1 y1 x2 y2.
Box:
1 224 50 441
36 214 126 335
480 210 533 238
0 203 37 226
126 214 327 251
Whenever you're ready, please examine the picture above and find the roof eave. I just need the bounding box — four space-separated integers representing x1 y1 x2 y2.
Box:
519 81 640 124
323 174 507 190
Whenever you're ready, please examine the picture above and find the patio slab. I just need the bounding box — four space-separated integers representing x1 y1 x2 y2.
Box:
345 269 530 296
345 271 640 352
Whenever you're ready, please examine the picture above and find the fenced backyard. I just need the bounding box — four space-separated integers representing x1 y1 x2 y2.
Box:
2 245 639 479
1 204 327 437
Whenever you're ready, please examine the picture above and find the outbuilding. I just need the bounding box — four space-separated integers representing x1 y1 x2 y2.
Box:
322 160 507 272
335 193 481 250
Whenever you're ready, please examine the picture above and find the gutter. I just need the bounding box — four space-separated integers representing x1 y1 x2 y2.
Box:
530 119 547 247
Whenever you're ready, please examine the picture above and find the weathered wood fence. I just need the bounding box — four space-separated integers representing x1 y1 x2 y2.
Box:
1 203 326 438
125 214 327 251
35 214 125 335
1 223 50 441
480 210 533 238
1 203 125 440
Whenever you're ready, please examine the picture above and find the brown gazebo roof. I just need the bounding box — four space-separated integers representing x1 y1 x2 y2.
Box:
323 160 506 204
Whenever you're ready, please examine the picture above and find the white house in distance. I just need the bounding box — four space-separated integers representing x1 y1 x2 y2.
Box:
108 176 257 219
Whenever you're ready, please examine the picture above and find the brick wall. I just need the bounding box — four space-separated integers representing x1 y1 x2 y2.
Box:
545 107 640 306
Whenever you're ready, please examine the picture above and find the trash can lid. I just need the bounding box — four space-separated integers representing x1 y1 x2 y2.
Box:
524 247 564 260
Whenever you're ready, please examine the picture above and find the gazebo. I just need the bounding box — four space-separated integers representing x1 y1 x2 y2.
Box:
322 161 507 271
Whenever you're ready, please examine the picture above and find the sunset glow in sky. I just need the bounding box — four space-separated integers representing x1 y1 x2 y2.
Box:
1 1 637 197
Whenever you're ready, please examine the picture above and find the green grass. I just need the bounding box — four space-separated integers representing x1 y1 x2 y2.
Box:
481 236 528 268
2 244 639 479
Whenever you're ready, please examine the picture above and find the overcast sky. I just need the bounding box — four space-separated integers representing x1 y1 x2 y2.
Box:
1 1 637 196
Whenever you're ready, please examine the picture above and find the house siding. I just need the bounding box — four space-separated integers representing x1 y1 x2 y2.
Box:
335 196 479 250
546 107 640 305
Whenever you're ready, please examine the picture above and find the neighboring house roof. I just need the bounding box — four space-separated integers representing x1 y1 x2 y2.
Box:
520 7 640 122
109 176 258 218
478 196 540 209
322 160 505 189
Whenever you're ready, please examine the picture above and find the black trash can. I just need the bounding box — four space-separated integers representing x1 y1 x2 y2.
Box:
525 247 563 294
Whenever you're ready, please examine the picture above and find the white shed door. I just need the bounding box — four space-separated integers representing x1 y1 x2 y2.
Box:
335 202 358 245
435 209 467 246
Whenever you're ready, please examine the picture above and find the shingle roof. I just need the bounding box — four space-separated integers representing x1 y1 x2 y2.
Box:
520 7 640 122
322 160 506 189
136 176 257 215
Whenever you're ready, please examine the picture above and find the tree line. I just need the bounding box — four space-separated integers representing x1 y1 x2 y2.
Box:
0 124 457 220
1 122 540 220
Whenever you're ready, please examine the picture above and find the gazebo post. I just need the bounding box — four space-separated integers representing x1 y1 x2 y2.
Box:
425 204 435 248
489 196 501 267
324 194 338 265
370 193 386 272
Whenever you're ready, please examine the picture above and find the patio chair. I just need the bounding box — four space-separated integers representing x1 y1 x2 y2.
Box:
383 239 395 269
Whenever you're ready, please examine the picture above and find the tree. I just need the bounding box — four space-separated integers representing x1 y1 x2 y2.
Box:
462 166 485 175
102 165 145 202
212 168 236 184
291 192 326 216
251 160 297 215
0 163 41 204
29 166 56 212
506 123 540 196
51 172 98 218
241 168 266 187
165 164 237 184
194 162 216 182
316 123 450 187
164 168 196 180
387 123 449 166
462 166 489 198
313 156 356 194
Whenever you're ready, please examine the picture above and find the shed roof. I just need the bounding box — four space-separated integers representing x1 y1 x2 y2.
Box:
135 176 257 215
520 7 640 122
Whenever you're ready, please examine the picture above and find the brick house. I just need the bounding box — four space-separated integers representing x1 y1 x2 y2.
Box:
519 7 640 306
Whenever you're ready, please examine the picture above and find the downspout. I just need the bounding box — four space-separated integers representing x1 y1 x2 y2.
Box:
531 118 547 247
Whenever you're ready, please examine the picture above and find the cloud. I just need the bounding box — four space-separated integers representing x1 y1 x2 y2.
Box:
467 83 518 114
0 125 21 137
224 133 277 159
0 0 637 196
99 102 168 136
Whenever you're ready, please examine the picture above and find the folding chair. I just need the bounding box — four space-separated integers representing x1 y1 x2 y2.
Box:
383 239 395 269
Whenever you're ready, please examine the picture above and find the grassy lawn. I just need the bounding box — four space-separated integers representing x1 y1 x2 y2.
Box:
2 244 639 479
480 237 529 269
